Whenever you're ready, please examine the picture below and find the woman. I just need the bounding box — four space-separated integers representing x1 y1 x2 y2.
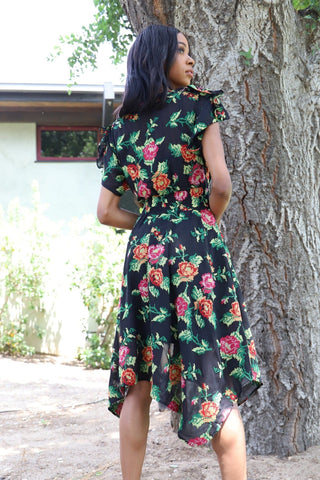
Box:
97 24 261 480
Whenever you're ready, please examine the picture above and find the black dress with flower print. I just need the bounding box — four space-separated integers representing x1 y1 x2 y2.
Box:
99 85 262 446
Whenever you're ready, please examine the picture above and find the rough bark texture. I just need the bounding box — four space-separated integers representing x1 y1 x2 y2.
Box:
120 0 320 456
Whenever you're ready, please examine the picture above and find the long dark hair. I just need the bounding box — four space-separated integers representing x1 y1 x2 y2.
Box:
118 25 179 117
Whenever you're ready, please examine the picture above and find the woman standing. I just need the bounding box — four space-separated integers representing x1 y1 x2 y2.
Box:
97 24 261 480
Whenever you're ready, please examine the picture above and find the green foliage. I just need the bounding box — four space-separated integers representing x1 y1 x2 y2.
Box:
0 183 49 356
293 0 320 31
41 130 98 158
71 219 128 369
49 0 134 83
239 48 253 66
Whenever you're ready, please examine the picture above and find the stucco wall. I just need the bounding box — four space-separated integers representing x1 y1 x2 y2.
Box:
0 122 105 357
0 123 102 221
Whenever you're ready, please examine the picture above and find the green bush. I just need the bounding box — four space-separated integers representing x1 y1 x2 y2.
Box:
0 183 49 356
70 218 128 369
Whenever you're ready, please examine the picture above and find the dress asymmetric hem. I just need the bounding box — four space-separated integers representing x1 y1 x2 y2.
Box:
99 84 262 446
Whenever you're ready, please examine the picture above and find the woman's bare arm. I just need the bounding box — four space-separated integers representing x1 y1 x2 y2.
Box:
97 186 139 230
202 123 232 223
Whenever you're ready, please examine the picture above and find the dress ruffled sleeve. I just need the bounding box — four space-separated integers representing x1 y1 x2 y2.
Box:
97 126 128 196
189 86 229 148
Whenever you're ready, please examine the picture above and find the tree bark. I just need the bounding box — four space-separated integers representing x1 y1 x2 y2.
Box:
120 0 320 456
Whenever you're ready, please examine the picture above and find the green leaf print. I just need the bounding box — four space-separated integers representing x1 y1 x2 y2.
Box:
151 384 161 401
210 237 225 250
191 285 203 301
157 161 168 173
116 134 125 149
129 131 140 144
155 136 165 145
190 413 205 428
189 254 203 267
149 285 160 297
181 132 191 143
150 306 170 323
166 109 182 127
169 144 182 157
191 227 207 242
195 313 205 328
179 329 193 343
193 121 209 134
221 311 236 327
151 332 167 349
192 339 212 355
183 164 193 175
184 363 202 381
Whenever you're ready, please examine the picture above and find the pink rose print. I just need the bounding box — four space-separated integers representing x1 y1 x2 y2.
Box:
174 190 188 201
148 244 165 264
188 165 205 185
119 346 130 367
188 437 207 446
143 141 159 161
220 335 241 356
175 296 188 316
138 278 149 297
200 273 216 293
137 180 151 198
200 209 216 226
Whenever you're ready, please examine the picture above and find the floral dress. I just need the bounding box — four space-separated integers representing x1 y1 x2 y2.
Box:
99 84 262 446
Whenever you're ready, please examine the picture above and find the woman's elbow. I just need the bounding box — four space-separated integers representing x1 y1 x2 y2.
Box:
211 176 232 200
97 205 111 225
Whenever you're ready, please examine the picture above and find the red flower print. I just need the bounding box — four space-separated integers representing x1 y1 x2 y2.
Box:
252 369 258 381
175 296 188 316
189 165 205 185
142 346 153 364
149 268 163 286
122 180 130 191
125 114 138 121
181 376 186 388
230 301 241 320
152 172 170 191
177 261 198 280
249 340 257 358
127 164 140 180
174 190 188 201
181 144 196 163
119 345 129 367
188 437 207 446
115 403 123 416
168 400 180 412
169 364 181 385
200 209 216 226
198 297 213 318
133 243 148 260
199 401 219 422
200 273 216 293
137 180 151 198
143 141 159 161
220 335 241 356
121 368 136 386
138 278 149 297
148 244 165 264
190 187 204 198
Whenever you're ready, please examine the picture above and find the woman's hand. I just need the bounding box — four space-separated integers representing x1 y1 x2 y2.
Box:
97 186 139 230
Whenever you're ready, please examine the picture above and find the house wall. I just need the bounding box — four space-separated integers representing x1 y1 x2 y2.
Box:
0 122 104 357
0 123 102 222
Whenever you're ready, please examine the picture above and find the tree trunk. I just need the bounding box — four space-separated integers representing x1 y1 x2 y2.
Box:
120 0 320 456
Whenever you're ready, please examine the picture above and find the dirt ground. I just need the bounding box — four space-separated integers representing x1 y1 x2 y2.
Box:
0 355 319 480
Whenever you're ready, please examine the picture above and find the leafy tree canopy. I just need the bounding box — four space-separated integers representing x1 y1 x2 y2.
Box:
50 0 320 83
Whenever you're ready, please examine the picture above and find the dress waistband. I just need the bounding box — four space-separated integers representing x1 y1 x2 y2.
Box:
141 189 210 212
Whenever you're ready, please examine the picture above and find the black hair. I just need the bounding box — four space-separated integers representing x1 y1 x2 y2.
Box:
118 25 180 117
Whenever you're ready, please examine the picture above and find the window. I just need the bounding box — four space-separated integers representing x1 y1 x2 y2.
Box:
36 126 100 162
